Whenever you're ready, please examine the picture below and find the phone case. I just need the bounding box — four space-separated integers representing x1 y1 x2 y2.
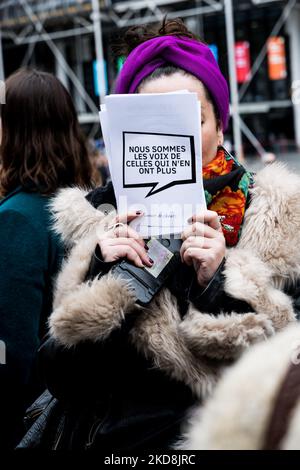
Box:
111 237 182 306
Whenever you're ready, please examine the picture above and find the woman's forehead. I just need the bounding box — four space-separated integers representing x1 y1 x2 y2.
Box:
138 72 206 95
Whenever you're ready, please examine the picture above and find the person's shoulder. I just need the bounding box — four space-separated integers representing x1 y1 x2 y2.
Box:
243 163 300 256
0 188 49 213
247 163 300 202
0 189 53 233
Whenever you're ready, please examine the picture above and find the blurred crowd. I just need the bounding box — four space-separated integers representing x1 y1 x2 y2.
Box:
86 138 110 188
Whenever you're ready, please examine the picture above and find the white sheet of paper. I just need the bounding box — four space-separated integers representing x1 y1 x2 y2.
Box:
100 92 206 237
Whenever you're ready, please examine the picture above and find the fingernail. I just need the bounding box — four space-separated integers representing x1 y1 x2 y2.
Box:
144 244 149 251
136 211 143 216
148 257 154 264
188 216 194 223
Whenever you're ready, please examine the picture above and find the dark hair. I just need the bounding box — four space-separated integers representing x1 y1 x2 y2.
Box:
0 68 92 197
112 17 221 129
112 17 200 57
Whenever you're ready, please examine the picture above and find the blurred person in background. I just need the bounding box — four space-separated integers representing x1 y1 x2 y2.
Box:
87 138 110 187
0 69 92 449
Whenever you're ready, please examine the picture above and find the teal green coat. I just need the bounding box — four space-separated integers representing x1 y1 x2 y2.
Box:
0 187 64 448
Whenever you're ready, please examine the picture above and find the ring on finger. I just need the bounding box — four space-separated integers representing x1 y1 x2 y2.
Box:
108 222 125 234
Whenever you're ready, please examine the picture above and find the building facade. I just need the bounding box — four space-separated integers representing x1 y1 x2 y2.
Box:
0 0 299 154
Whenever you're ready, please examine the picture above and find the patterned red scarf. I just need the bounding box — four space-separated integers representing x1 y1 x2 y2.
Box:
202 147 254 246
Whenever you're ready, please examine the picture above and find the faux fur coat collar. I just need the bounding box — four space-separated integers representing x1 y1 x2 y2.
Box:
48 163 300 400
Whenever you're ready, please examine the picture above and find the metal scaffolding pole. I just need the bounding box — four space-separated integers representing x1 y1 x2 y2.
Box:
287 5 300 149
239 0 297 102
224 0 244 161
0 28 5 82
91 0 107 106
19 0 98 114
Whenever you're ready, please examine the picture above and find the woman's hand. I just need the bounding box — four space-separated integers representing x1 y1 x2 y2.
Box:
98 211 154 268
181 210 226 287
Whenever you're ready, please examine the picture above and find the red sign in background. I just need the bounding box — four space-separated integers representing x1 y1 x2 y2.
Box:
235 41 251 83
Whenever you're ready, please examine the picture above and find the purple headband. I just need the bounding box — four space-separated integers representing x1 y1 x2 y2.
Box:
115 35 230 130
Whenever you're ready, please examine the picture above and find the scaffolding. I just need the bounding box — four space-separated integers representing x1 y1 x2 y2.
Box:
0 0 299 152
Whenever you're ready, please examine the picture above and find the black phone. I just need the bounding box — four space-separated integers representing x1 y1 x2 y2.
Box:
111 237 182 306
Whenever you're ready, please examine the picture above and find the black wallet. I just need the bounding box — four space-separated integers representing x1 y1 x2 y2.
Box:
111 237 182 306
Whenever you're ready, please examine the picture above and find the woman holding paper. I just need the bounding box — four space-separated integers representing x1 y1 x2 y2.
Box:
22 19 300 450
